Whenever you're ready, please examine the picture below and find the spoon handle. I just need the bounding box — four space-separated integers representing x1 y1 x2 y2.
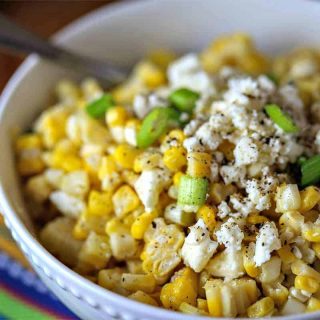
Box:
0 14 127 84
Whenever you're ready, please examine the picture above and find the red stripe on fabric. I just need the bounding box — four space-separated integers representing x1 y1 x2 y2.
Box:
0 283 70 319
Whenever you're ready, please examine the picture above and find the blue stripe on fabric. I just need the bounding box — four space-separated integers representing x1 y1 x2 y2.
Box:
0 314 8 320
0 252 78 319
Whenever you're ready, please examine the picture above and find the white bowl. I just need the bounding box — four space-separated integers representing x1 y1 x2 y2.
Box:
1 0 320 319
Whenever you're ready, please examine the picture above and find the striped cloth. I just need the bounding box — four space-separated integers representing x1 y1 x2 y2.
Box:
0 215 79 320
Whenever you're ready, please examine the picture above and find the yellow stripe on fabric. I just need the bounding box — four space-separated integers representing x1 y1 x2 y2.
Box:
0 290 54 320
0 238 30 269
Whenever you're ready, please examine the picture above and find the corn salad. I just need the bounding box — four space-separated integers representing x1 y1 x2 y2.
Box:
16 33 320 318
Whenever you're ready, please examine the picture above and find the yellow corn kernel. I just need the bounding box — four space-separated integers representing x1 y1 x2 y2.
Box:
98 268 129 296
300 186 320 213
275 184 301 213
196 205 217 231
173 171 184 187
277 245 297 265
243 243 260 278
124 118 140 146
106 106 128 127
133 150 162 173
217 140 235 161
302 223 320 242
187 152 212 178
307 297 320 312
197 298 209 312
262 282 289 308
121 273 156 293
73 218 89 240
209 183 236 204
147 49 176 69
247 297 275 318
113 144 140 170
160 267 198 310
56 80 80 103
78 232 111 269
295 275 319 293
291 260 320 282
17 156 45 176
179 302 207 315
279 211 304 234
105 217 128 235
88 191 113 216
205 279 223 317
131 211 158 240
135 61 166 88
163 146 187 172
98 156 117 179
112 185 140 217
160 129 186 151
312 243 320 259
247 213 268 225
16 134 42 152
129 290 158 306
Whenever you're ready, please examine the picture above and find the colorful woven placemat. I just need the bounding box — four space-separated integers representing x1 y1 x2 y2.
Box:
0 214 79 320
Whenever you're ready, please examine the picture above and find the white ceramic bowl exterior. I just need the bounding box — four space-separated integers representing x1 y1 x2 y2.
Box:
1 0 320 319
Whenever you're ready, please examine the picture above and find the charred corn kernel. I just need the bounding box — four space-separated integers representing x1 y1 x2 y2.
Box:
179 302 207 315
196 205 217 231
302 223 320 242
131 211 158 239
295 275 319 293
209 183 236 204
277 245 297 265
291 260 320 282
276 184 301 213
16 134 42 152
205 279 223 317
160 267 198 310
147 49 176 69
243 243 260 278
113 144 140 169
217 140 235 161
133 150 162 173
312 243 320 259
197 299 209 312
262 282 289 308
247 213 268 225
173 172 184 187
78 232 111 269
129 291 158 306
17 156 45 176
279 211 304 233
300 186 320 213
106 106 128 127
112 185 140 217
121 273 156 293
135 61 166 88
187 152 212 178
247 297 275 318
307 297 320 312
88 191 113 216
163 147 187 172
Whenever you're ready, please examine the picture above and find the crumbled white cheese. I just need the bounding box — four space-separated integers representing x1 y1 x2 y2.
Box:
181 219 218 272
234 137 259 166
133 93 167 119
134 169 168 212
254 221 281 266
168 54 215 94
183 137 205 153
220 165 246 186
215 218 244 251
49 191 86 218
217 201 232 219
124 125 137 146
195 122 221 151
229 194 256 217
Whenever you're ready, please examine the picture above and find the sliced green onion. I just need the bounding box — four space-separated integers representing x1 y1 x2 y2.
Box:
301 155 320 187
169 88 200 113
86 94 114 118
297 156 308 166
137 107 179 148
177 175 208 207
265 104 299 133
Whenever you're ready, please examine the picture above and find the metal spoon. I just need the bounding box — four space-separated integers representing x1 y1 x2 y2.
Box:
0 14 128 85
